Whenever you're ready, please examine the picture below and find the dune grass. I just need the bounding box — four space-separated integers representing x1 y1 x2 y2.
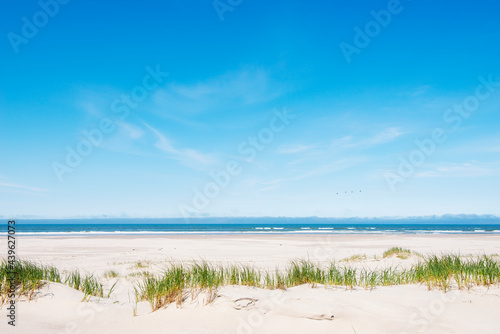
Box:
135 265 186 310
3 251 500 312
128 271 153 278
65 271 105 301
0 260 61 304
383 247 413 259
136 253 500 311
132 261 151 269
0 260 115 305
342 254 367 262
412 254 500 292
104 270 119 279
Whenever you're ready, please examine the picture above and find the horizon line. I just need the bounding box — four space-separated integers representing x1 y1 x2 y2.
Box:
5 214 500 221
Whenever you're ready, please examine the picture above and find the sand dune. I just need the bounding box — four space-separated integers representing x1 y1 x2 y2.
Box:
1 234 500 333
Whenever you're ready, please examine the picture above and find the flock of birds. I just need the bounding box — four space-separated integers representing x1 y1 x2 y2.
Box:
336 190 362 195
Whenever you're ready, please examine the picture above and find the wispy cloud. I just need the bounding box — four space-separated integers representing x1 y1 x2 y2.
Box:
290 157 368 180
367 127 405 145
277 144 316 154
334 127 405 149
257 184 282 193
0 183 48 192
414 161 500 178
254 157 367 192
117 121 144 140
410 85 432 96
151 67 287 123
143 122 217 169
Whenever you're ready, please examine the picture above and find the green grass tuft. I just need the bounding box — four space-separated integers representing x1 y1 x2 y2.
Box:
342 254 367 262
383 247 413 259
103 270 119 279
135 255 500 311
3 254 500 312
1 260 114 306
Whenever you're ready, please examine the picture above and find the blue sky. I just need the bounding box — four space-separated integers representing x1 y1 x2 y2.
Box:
1 0 499 218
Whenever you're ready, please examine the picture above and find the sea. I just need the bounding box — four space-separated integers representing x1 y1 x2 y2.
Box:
4 216 500 236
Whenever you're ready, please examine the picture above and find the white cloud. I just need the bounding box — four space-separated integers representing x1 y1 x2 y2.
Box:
290 157 367 180
117 121 144 140
151 67 287 122
143 122 217 169
0 183 48 192
368 127 405 145
414 161 500 178
335 127 405 148
250 157 367 192
410 85 432 96
257 184 281 193
277 144 316 154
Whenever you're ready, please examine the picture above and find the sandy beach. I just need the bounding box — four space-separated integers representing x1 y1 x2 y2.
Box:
1 234 500 333
3 0 500 332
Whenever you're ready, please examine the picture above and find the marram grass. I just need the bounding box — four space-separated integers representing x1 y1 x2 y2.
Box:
2 251 500 312
136 253 500 311
383 247 413 259
0 260 116 305
0 260 61 305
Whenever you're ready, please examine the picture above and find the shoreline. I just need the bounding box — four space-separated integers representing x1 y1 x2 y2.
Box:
9 232 500 238
5 234 500 270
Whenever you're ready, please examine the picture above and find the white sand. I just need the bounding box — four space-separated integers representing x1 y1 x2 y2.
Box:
1 234 500 333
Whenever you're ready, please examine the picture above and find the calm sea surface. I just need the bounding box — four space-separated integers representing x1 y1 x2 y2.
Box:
4 217 500 236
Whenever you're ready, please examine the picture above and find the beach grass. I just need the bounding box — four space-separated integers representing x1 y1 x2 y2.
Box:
412 254 500 292
0 260 114 305
135 251 500 311
132 261 151 269
128 271 153 278
135 264 186 310
383 247 413 259
3 250 500 311
104 270 120 279
0 260 61 304
342 254 367 262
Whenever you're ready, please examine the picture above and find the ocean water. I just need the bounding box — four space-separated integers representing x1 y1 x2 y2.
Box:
3 217 500 236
